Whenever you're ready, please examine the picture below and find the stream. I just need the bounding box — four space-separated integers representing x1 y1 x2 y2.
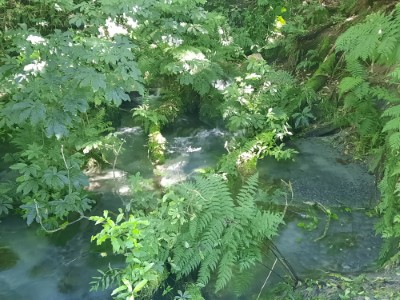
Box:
0 119 381 299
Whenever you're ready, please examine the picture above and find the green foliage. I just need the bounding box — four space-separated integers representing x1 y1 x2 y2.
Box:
91 173 283 299
336 11 400 66
216 56 297 178
9 139 93 226
206 0 288 50
170 174 283 292
133 104 169 133
218 131 296 178
292 106 315 128
91 210 163 300
334 6 400 149
335 4 400 263
221 56 297 134
0 183 13 216
0 0 245 226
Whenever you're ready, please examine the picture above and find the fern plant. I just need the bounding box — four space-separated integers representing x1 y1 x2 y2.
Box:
335 4 400 263
334 5 400 149
91 173 284 299
170 174 283 292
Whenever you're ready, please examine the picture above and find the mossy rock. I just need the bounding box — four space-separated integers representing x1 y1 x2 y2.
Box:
237 156 258 178
0 246 19 271
305 52 337 92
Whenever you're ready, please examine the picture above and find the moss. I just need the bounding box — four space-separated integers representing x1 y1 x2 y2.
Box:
148 124 166 165
306 52 336 92
317 36 332 59
237 155 258 178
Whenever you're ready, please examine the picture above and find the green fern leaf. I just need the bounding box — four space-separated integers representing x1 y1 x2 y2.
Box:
382 118 400 132
345 57 366 78
197 249 221 286
382 106 400 118
388 132 400 151
338 77 364 95
215 250 235 292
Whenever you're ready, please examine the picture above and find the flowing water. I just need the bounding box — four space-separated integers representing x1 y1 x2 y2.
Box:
0 120 381 299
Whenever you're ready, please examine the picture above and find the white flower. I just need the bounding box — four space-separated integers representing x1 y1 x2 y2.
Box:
98 26 106 38
26 35 46 45
221 37 233 46
245 73 261 80
213 80 229 91
23 60 47 75
105 18 128 37
180 50 206 61
54 3 62 11
243 85 254 94
238 97 248 105
124 14 139 29
161 34 183 47
235 76 243 82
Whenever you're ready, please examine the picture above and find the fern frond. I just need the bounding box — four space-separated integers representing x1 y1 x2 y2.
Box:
382 118 400 132
237 246 262 271
359 116 379 137
197 249 221 286
372 87 400 103
171 174 283 293
338 77 364 95
388 132 400 151
377 35 399 62
200 219 225 251
229 269 254 296
236 173 258 208
215 250 235 292
345 58 366 78
251 211 283 238
382 105 400 118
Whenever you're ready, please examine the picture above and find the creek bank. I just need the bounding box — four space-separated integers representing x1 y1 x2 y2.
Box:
277 268 400 299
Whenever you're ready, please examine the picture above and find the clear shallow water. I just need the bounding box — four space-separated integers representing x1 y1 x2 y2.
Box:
0 217 113 300
0 124 382 300
0 120 229 299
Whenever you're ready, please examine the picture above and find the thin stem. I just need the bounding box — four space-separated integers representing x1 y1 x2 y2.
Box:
61 144 72 195
259 261 287 281
256 258 278 300
34 200 89 233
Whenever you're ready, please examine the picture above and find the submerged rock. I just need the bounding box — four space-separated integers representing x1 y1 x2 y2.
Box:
0 245 19 271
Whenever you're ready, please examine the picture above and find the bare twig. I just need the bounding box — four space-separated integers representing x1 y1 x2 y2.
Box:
256 258 278 300
257 180 298 298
